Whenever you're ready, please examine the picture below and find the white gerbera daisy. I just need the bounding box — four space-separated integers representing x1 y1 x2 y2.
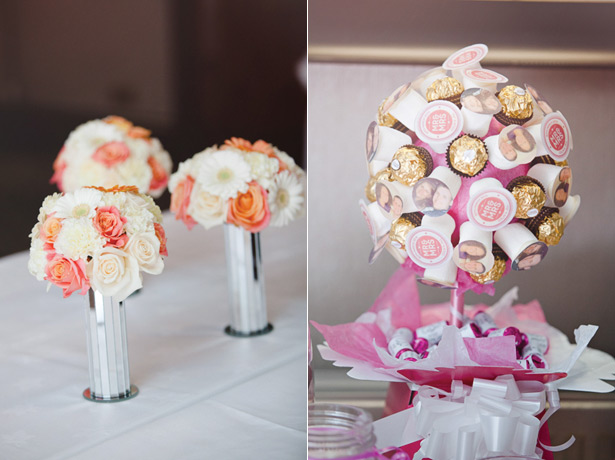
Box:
54 218 104 260
197 150 251 200
52 188 103 220
268 170 305 227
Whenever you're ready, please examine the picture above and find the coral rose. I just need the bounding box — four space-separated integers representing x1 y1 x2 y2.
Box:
93 206 128 248
171 176 197 230
227 181 271 233
153 223 168 256
50 146 67 191
40 216 63 245
44 254 90 297
92 141 130 168
148 156 169 192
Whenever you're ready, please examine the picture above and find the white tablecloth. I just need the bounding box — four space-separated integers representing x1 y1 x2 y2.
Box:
0 213 307 459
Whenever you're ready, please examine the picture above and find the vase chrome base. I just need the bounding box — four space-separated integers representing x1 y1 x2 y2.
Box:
83 385 139 403
224 323 273 338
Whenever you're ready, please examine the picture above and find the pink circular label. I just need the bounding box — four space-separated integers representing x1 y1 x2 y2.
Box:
541 113 571 161
416 102 462 143
427 109 453 135
453 50 478 66
443 44 488 70
468 190 516 230
406 228 452 267
464 68 508 83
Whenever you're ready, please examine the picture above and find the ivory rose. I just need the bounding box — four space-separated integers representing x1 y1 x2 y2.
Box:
188 185 226 229
93 206 128 248
40 216 63 245
126 232 164 274
227 181 271 233
88 247 142 301
170 176 197 230
92 141 130 168
45 254 90 297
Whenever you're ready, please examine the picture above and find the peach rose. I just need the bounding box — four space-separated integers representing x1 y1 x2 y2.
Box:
171 176 197 230
50 146 67 191
92 141 130 168
93 206 128 248
103 115 133 132
40 216 63 245
154 223 168 256
148 156 169 192
227 181 271 233
45 254 90 297
128 126 151 140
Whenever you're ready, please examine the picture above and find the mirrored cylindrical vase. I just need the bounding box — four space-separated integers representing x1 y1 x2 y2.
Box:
223 224 273 337
83 289 138 402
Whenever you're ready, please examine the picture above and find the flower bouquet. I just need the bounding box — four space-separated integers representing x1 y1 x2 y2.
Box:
27 185 167 401
51 116 173 198
170 137 305 336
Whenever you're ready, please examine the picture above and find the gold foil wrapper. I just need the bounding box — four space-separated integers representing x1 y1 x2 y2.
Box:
537 212 564 246
426 77 464 102
448 135 488 177
389 215 419 250
470 257 506 284
365 168 393 201
498 85 533 119
511 182 546 218
377 100 400 128
390 146 429 187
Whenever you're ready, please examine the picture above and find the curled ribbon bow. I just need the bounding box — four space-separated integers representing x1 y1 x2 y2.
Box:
374 375 574 460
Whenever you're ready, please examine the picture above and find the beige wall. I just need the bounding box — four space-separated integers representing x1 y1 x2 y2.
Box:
308 62 615 366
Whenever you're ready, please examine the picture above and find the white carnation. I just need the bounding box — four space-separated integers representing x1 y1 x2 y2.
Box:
38 193 63 222
124 137 149 162
126 232 164 274
123 201 155 235
245 153 279 190
62 160 119 191
116 156 153 193
88 248 142 301
54 219 104 260
101 190 127 209
28 238 47 281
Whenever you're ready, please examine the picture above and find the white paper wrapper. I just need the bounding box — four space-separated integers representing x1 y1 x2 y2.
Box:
389 90 429 133
371 125 414 164
454 222 495 274
461 106 493 138
467 178 517 231
415 101 463 154
405 214 455 269
527 163 571 207
558 194 580 226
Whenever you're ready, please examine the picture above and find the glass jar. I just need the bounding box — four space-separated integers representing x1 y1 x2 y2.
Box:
308 403 378 460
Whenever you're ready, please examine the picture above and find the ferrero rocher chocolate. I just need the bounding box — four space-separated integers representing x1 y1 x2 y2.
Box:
377 100 401 129
390 145 433 187
446 135 488 177
470 256 506 284
498 86 533 118
426 77 464 106
530 155 569 168
365 168 394 202
525 207 564 246
507 176 546 219
389 213 423 250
